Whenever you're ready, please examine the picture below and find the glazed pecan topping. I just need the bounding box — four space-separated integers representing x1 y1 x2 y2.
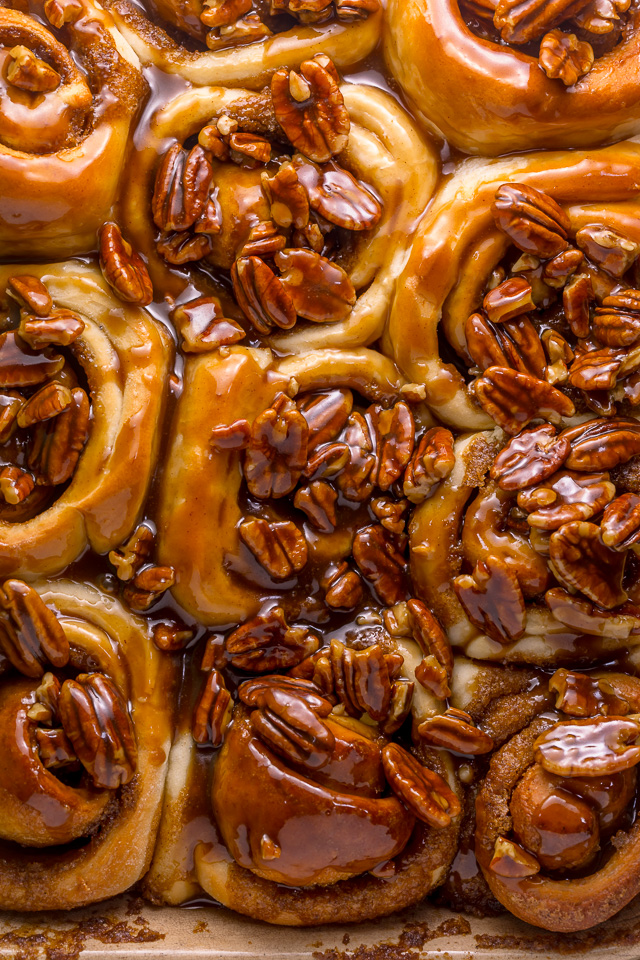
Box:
239 674 333 712
98 223 153 306
335 0 380 17
17 381 71 429
58 672 137 789
403 427 455 504
43 0 83 26
465 313 547 379
244 393 309 498
303 441 350 479
293 480 337 532
563 273 593 339
574 0 630 32
483 277 536 324
108 524 155 581
542 247 583 287
408 598 453 699
18 309 85 350
232 256 295 334
298 389 353 450
517 469 615 528
382 743 460 828
494 0 592 42
261 162 310 230
490 424 571 491
593 291 640 347
417 708 494 755
492 182 570 258
542 329 573 385
6 45 60 92
0 333 64 388
576 224 640 278
335 412 376 501
29 386 90 485
601 493 640 549
490 837 540 877
539 29 594 85
371 496 408 535
35 727 79 770
0 466 34 505
271 55 350 163
321 561 363 609
0 392 21 443
270 0 333 23
239 221 286 258
152 144 214 233
123 565 175 611
352 523 407 605
225 607 319 672
152 620 195 652
8 275 53 316
549 520 626 608
549 668 629 717
157 233 214 265
274 248 356 323
331 640 395 721
534 716 640 777
562 418 640 471
250 683 336 768
369 402 415 491
192 668 233 746
292 155 382 231
200 0 252 28
0 580 69 678
472 366 575 434
454 555 526 644
545 586 640 637
239 517 308 580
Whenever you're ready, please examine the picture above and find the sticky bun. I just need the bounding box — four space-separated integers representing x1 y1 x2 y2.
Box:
0 579 174 910
0 0 146 258
384 0 640 153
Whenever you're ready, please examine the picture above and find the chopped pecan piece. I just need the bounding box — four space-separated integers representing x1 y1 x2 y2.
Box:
403 427 455 504
228 132 271 167
539 29 594 84
0 391 22 442
238 221 286 258
491 424 570 491
454 555 526 644
298 389 353 450
380 679 414 736
275 248 356 323
542 248 584 287
492 183 570 258
210 419 251 451
152 144 214 233
483 277 536 323
545 586 640 637
593 290 640 347
335 412 377 501
6 45 60 92
549 668 629 717
192 668 232 746
542 329 573 385
35 671 61 715
98 223 153 306
43 0 84 27
562 418 640 471
8 276 53 316
371 496 408 535
493 0 592 43
0 333 64 388
382 743 460 827
534 717 640 777
108 524 155 581
206 12 272 47
370 402 415 491
200 0 252 27
35 728 79 770
17 381 71 428
171 296 245 353
417 709 494 755
576 225 640 278
0 466 34 505
271 55 350 163
226 607 319 672
0 580 69 678
19 309 85 350
352 524 407 605
271 0 333 22
490 837 540 878
244 393 308 498
250 683 335 767
549 520 626 608
58 672 137 788
517 469 615 528
240 517 308 580
601 493 640 550
563 273 593 339
321 561 363 609
152 620 195 651
232 256 295 333
293 480 337 532
157 232 213 265
29 386 90 486
292 155 382 231
335 0 380 16
261 162 310 230
123 565 175 611
303 441 350 480
472 366 575 434
573 0 630 32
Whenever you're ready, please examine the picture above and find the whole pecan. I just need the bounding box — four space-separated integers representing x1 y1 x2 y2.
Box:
561 418 640 471
152 144 214 233
250 683 335 768
454 555 526 644
576 225 640 278
271 55 350 163
472 366 575 434
226 607 319 672
58 672 137 789
534 716 640 777
539 29 594 85
293 480 337 532
244 393 309 498
98 223 153 306
8 275 53 316
593 290 640 347
403 427 455 504
0 579 69 678
549 520 626 608
275 248 356 323
108 523 155 581
382 742 460 827
352 524 407 605
192 668 232 746
232 256 296 334
417 708 494 755
6 45 60 92
370 401 415 491
123 565 175 611
29 387 90 486
517 469 615 529
491 183 570 258
297 389 353 450
335 411 377 501
240 517 308 580
292 155 382 231
321 561 363 609
601 492 640 550
490 424 571 491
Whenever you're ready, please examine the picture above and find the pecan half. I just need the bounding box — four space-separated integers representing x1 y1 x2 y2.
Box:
8 275 52 316
539 29 594 84
563 273 593 339
601 493 640 549
417 709 494 755
244 393 308 498
562 418 640 471
382 742 460 827
545 586 640 637
271 55 349 162
239 674 332 713
576 225 640 278
275 248 356 323
157 232 213 265
28 386 90 485
0 580 69 678
465 313 547 379
494 0 592 42
17 381 71 429
352 524 407 605
370 402 415 491
35 727 79 770
472 366 575 434
403 427 455 504
123 565 175 611
226 607 319 672
238 221 286 258
293 480 337 532
549 520 626 608
542 248 584 287
292 155 382 230
6 45 60 93
490 424 571 491
172 296 245 353
240 517 308 580
192 668 232 746
454 555 526 644
19 309 85 350
371 496 408 535
232 256 295 334
303 441 350 480
321 561 363 609
335 412 376 501
261 162 310 230
152 144 214 233
210 419 251 451
492 183 570 258
250 684 335 768
108 524 155 581
534 716 640 777
517 468 615 528
58 672 137 788
380 679 414 736
0 333 64 388
0 466 34 505
348 642 393 721
298 389 353 450
573 0 630 32
98 223 153 306
593 291 640 347
549 668 629 717
483 277 536 323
